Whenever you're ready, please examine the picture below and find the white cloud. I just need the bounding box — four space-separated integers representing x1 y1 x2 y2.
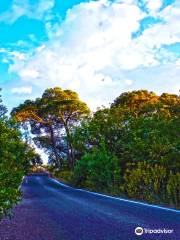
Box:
137 4 180 49
0 0 55 24
125 79 133 86
19 69 39 79
11 86 32 94
144 0 162 13
2 58 9 63
7 0 180 109
0 48 6 53
11 51 26 60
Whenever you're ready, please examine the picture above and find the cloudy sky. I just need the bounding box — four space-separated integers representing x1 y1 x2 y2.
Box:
0 0 179 111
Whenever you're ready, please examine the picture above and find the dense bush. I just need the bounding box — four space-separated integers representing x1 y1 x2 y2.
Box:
72 143 120 193
117 115 180 171
167 172 180 207
123 163 180 208
124 162 167 203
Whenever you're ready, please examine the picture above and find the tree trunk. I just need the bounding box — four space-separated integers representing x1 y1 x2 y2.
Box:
49 125 63 168
64 124 75 168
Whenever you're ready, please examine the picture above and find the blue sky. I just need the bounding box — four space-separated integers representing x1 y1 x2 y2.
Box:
0 0 179 111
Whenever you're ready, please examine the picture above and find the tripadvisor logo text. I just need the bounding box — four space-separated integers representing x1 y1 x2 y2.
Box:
135 227 173 235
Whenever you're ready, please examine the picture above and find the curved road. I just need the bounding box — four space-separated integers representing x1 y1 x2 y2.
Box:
0 174 179 240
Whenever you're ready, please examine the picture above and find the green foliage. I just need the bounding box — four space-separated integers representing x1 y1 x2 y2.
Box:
124 163 180 208
12 87 90 167
111 90 180 118
167 172 180 207
72 107 123 157
71 90 180 208
72 143 120 193
53 163 73 183
7 89 180 209
117 115 180 171
0 119 39 220
0 92 41 220
124 162 167 203
111 90 159 114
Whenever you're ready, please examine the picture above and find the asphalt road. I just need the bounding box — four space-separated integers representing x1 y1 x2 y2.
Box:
0 174 179 240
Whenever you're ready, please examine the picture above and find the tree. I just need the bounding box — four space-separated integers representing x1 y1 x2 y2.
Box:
111 90 180 118
70 90 180 207
111 90 159 116
12 87 90 168
71 107 123 159
0 93 40 220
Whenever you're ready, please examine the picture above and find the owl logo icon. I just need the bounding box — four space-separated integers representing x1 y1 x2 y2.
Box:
135 227 144 235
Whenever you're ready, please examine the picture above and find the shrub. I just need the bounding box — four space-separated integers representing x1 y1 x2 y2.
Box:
124 162 167 203
71 143 120 193
166 172 180 208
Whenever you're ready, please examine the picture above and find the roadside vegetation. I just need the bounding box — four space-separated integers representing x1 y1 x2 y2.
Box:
11 88 180 209
0 89 42 220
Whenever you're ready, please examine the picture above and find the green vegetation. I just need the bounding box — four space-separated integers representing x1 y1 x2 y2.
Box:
12 87 90 168
12 88 180 209
46 163 73 184
70 90 180 208
0 90 42 220
124 162 167 203
71 143 120 193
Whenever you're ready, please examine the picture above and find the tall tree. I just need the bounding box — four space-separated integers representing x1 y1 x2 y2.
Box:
12 87 90 167
40 88 90 166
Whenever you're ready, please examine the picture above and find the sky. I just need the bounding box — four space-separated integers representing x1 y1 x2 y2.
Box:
0 0 179 111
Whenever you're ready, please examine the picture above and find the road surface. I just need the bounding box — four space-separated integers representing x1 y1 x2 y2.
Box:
0 174 179 240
